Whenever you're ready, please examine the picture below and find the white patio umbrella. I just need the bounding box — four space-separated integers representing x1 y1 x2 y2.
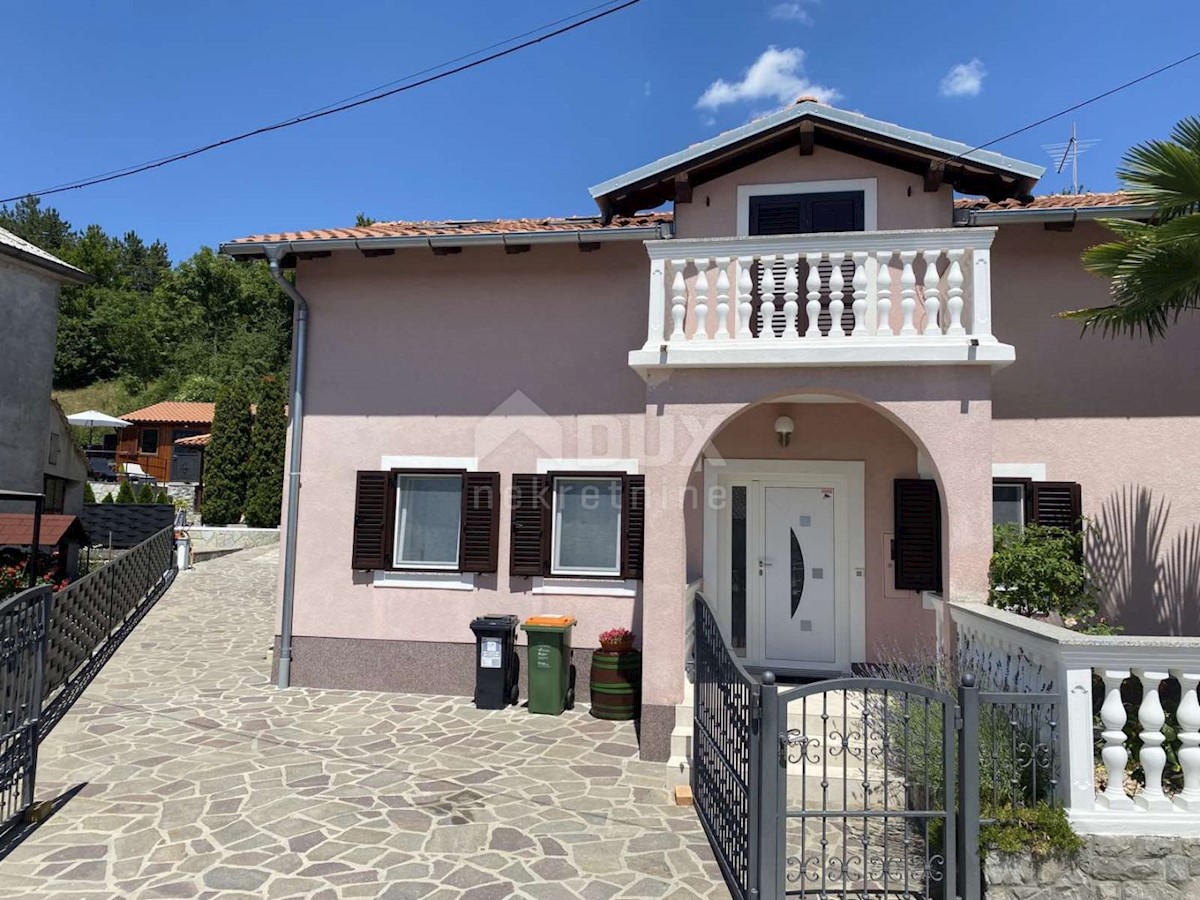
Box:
66 409 131 452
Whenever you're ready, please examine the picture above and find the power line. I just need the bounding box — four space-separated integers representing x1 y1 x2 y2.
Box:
945 48 1200 165
0 0 641 204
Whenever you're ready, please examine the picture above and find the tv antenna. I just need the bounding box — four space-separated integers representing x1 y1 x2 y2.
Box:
1042 122 1100 194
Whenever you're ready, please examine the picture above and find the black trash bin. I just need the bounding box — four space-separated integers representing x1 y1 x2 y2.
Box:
469 614 520 709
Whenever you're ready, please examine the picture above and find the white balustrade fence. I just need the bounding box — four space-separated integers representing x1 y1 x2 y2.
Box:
949 601 1200 835
641 228 997 354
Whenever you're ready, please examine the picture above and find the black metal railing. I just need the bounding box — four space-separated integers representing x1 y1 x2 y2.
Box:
0 586 51 835
0 526 175 834
692 592 762 900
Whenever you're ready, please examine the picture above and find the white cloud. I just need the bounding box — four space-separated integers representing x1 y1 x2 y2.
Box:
769 2 815 24
939 58 986 97
696 47 840 111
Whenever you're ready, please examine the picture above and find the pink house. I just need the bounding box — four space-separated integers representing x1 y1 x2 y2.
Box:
221 100 1199 764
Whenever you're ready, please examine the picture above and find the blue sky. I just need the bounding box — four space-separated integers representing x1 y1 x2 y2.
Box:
5 0 1197 259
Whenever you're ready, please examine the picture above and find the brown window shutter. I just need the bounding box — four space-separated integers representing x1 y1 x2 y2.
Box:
460 472 500 573
510 474 549 576
352 470 393 570
894 478 942 592
1030 482 1082 532
621 474 646 579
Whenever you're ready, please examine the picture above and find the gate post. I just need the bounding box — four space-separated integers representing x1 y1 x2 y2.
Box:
755 672 783 900
957 673 980 900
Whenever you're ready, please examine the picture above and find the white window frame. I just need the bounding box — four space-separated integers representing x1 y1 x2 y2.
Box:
392 472 463 571
735 178 879 236
550 475 623 578
991 481 1027 531
990 463 1046 537
371 455 479 590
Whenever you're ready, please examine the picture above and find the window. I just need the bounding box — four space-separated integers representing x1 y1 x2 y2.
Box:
992 481 1027 529
351 468 499 573
47 432 60 465
394 474 462 569
509 472 645 580
43 475 67 514
551 477 622 577
139 429 159 455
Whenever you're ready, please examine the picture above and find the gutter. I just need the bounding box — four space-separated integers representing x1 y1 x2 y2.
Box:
263 243 308 690
219 225 669 260
953 204 1154 227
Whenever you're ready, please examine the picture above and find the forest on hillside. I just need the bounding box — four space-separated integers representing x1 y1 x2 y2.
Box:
1 197 292 409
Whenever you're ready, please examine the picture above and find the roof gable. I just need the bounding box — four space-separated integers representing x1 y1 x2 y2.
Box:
590 101 1045 217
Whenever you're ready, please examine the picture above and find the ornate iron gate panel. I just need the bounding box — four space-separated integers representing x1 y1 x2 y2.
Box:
692 593 761 900
0 585 51 834
769 677 959 898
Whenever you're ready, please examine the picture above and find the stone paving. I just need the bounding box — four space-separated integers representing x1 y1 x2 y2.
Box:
0 546 727 900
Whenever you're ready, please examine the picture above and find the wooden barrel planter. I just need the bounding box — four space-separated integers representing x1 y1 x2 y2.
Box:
589 649 642 720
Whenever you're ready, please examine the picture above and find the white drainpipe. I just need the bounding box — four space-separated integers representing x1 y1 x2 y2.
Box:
263 244 307 689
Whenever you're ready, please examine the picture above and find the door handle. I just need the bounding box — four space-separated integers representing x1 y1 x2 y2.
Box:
759 559 773 567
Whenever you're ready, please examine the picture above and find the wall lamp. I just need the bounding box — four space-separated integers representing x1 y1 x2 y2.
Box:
775 415 795 448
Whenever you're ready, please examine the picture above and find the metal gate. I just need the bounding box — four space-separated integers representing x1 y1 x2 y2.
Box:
691 592 1055 900
0 586 51 835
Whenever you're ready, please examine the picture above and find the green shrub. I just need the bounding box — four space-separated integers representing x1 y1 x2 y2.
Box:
136 483 156 503
981 803 1083 858
243 374 287 528
202 380 254 525
155 489 171 504
989 523 1094 619
115 480 136 503
83 483 96 503
101 493 114 504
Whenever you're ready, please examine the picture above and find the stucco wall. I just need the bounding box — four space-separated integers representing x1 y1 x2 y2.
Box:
673 143 954 239
990 222 1200 635
0 257 61 504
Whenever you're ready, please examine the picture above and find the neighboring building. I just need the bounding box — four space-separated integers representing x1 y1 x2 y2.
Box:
116 401 213 484
0 512 89 579
0 226 92 513
44 399 89 515
221 100 1200 761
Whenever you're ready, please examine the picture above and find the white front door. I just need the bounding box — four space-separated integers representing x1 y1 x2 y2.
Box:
762 486 836 665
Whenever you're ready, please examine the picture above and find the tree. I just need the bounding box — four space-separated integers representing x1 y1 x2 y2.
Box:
83 483 96 503
101 493 114 504
136 483 156 503
155 489 171 504
115 480 136 503
244 375 288 528
1063 117 1200 338
202 381 254 525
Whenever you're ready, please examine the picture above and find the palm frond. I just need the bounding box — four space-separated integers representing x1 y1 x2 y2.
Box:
1117 140 1200 217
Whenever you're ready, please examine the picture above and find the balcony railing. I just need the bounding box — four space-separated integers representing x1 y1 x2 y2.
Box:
631 227 1011 371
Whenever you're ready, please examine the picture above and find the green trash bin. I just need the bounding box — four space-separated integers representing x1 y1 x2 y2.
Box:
521 615 576 715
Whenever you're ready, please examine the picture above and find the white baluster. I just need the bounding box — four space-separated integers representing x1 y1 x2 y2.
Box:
1134 669 1174 811
669 260 687 343
922 250 942 336
1174 669 1200 811
1097 668 1135 809
781 254 800 339
898 251 918 336
693 258 710 342
736 257 754 340
945 249 966 336
714 257 731 341
875 252 893 336
827 252 845 339
851 252 868 336
804 253 822 338
759 255 778 340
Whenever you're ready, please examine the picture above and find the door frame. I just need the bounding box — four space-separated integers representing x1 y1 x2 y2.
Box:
703 459 865 672
735 178 879 236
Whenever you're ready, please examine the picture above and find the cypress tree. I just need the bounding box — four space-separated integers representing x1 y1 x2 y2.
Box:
244 375 287 528
83 483 97 503
155 489 171 504
101 493 115 504
202 380 254 525
115 480 136 503
136 483 156 503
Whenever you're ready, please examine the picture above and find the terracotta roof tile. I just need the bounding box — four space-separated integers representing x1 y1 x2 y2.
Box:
122 402 216 425
953 191 1145 212
0 514 87 547
226 213 673 245
173 432 211 447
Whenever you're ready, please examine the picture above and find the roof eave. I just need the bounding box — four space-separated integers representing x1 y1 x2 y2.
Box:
953 203 1156 226
219 224 670 260
0 243 93 285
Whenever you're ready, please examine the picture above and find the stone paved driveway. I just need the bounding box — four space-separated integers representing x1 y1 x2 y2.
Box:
0 546 726 900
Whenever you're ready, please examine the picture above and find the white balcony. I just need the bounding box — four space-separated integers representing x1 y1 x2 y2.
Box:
630 227 1012 374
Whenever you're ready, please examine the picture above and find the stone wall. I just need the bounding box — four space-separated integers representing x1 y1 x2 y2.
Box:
187 526 279 556
985 835 1200 899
